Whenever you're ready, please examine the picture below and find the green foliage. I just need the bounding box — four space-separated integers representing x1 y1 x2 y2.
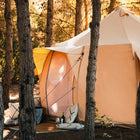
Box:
95 107 114 140
30 0 76 47
53 0 75 43
95 107 114 128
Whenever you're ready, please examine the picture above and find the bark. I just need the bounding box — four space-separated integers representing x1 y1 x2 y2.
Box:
2 0 13 109
45 0 53 47
75 0 82 36
107 0 116 14
83 0 88 30
136 83 140 139
0 82 4 140
84 0 101 140
14 0 36 139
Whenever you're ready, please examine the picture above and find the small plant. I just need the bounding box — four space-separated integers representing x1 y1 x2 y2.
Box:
95 107 114 128
95 107 114 139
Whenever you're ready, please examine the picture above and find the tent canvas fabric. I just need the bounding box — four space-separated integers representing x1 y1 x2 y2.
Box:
33 6 140 123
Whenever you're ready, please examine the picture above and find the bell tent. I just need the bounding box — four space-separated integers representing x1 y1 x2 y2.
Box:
33 6 140 123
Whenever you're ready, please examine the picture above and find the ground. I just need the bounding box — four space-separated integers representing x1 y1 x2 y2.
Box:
3 84 139 140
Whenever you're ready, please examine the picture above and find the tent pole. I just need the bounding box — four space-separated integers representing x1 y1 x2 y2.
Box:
75 46 85 121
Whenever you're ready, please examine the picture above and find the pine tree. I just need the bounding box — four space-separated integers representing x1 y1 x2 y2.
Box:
75 0 82 35
84 0 101 139
14 0 36 139
2 0 13 109
46 0 53 47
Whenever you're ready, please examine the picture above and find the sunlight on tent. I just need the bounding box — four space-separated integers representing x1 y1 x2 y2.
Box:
49 55 66 84
59 65 65 74
51 103 58 113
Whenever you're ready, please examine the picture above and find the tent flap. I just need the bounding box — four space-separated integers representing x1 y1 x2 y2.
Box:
33 48 50 75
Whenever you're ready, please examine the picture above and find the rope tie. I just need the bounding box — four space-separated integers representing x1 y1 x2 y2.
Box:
48 86 76 108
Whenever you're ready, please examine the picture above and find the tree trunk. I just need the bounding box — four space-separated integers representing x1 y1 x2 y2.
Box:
107 0 116 14
84 0 101 140
75 0 82 36
14 0 36 139
83 0 88 30
2 0 13 109
136 83 140 139
45 0 53 47
0 82 4 140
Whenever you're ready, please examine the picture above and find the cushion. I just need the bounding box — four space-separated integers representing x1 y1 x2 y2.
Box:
8 97 41 120
56 123 84 130
65 104 78 123
4 117 18 126
8 103 43 125
9 103 19 119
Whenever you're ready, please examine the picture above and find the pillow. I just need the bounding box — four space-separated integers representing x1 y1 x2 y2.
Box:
56 123 84 130
9 102 19 119
8 97 41 120
65 104 78 123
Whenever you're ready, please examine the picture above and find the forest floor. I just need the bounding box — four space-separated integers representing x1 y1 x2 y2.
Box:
3 84 139 140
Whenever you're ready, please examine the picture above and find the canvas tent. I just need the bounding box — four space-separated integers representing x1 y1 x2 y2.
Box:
33 6 140 123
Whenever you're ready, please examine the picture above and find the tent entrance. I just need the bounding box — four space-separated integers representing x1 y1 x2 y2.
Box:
46 52 75 116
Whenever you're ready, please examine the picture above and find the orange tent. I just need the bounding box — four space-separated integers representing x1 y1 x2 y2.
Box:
33 7 140 123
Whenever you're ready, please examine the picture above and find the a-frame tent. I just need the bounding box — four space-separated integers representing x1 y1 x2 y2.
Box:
33 6 140 123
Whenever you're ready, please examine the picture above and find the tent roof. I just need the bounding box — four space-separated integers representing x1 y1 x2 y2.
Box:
33 6 140 75
99 6 140 59
37 6 140 59
36 29 90 54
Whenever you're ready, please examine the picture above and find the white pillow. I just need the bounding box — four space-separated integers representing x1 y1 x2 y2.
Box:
65 104 78 123
9 102 19 119
56 123 84 130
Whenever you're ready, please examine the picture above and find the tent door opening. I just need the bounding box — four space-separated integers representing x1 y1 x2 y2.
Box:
46 52 75 116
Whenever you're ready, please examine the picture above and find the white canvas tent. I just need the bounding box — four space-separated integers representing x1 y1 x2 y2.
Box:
33 6 140 123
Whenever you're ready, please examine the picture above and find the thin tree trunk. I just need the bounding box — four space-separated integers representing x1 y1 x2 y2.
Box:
46 0 53 47
83 0 88 30
2 0 13 109
75 0 82 36
0 82 4 140
136 83 140 139
107 0 116 14
84 0 101 140
14 0 36 139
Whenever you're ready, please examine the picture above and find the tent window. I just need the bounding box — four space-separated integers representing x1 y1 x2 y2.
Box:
46 52 74 116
